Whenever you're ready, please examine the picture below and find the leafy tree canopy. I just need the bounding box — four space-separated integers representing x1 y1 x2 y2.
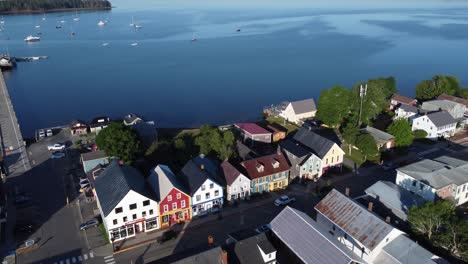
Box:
95 122 140 164
356 133 378 159
413 129 428 139
195 125 235 161
0 0 111 13
387 119 414 147
415 75 462 100
316 86 351 127
461 88 468 99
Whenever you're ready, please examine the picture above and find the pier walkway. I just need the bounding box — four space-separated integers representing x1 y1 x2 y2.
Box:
0 70 31 177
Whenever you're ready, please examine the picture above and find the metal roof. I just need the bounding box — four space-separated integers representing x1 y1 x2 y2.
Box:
150 164 187 201
81 150 108 162
271 206 360 264
241 152 290 180
365 181 426 221
228 233 276 264
373 235 440 264
314 189 394 251
397 157 468 189
290 98 317 115
94 160 156 216
422 100 461 112
438 93 468 108
234 123 272 135
360 126 394 143
293 127 342 159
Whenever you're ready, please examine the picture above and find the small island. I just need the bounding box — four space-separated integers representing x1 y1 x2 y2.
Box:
0 0 111 14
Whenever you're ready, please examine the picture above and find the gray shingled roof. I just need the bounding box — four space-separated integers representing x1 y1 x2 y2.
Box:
425 111 457 127
315 189 394 251
290 98 316 115
228 233 276 264
361 126 394 143
94 160 155 216
271 206 360 264
398 104 419 113
150 165 186 201
365 181 426 221
279 139 312 158
180 155 224 196
293 128 341 158
422 100 460 112
81 150 108 162
373 235 440 264
397 157 468 189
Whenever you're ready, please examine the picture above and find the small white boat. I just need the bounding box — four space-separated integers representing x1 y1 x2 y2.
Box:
35 25 41 29
129 16 135 27
135 24 142 29
101 42 109 46
24 35 41 42
73 17 80 21
0 16 4 24
131 42 138 46
42 14 46 21
73 10 80 21
60 20 66 23
98 20 106 26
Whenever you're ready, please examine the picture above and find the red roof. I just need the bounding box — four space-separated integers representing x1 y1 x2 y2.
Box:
234 123 272 135
437 93 468 108
391 94 417 105
241 152 290 180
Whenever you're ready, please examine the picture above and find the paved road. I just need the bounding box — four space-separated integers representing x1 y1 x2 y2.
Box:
0 70 31 177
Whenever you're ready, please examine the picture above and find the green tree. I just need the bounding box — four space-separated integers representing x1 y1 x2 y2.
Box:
194 126 235 160
415 75 462 100
413 129 428 139
173 138 186 150
441 218 468 260
217 131 235 161
195 125 215 155
387 119 414 147
95 122 140 164
407 200 455 241
316 86 351 127
461 88 468 99
341 123 359 154
355 134 378 160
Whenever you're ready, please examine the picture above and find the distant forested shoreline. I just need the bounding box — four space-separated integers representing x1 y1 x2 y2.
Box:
0 0 111 14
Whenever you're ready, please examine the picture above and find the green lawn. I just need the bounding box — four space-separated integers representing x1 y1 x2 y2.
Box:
259 116 300 134
99 223 110 244
343 144 366 165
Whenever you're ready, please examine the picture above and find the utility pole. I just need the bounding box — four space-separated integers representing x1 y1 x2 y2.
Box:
358 84 367 126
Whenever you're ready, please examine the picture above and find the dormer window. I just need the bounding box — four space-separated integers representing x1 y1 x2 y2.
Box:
256 163 265 172
272 160 280 168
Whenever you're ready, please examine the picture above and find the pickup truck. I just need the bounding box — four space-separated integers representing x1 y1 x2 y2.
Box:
274 195 296 206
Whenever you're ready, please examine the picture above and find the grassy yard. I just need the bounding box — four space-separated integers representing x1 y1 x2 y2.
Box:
259 116 300 134
99 223 110 244
343 144 366 165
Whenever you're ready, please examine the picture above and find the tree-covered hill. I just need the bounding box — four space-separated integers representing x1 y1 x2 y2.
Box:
0 0 111 14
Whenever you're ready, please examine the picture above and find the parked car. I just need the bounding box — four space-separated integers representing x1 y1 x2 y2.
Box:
79 218 99 230
157 230 177 244
274 195 296 206
47 143 65 151
254 224 271 234
46 129 53 137
51 152 66 159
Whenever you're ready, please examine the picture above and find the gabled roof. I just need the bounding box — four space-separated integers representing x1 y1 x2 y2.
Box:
150 165 187 201
152 245 223 264
221 160 246 185
293 127 342 159
374 235 440 264
180 155 223 196
315 189 395 251
227 233 276 264
424 111 457 127
234 123 272 135
360 126 394 143
279 139 312 158
391 94 417 105
123 113 142 125
290 98 316 115
271 206 360 264
241 152 290 180
236 140 258 160
365 181 426 220
398 104 419 114
438 93 468 108
397 156 468 189
89 116 111 127
70 120 88 127
94 160 155 216
422 100 463 112
81 150 108 162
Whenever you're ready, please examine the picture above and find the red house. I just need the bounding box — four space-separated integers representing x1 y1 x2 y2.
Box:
148 165 191 228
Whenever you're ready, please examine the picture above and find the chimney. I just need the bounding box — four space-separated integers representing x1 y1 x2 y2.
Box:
385 216 391 223
368 202 373 212
221 250 228 264
345 187 350 197
208 235 214 245
201 164 205 170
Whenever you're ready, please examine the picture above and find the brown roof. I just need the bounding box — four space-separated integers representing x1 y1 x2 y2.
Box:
221 161 243 185
241 152 290 180
391 94 417 105
437 93 468 108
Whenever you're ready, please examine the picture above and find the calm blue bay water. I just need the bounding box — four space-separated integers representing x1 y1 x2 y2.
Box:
1 6 468 136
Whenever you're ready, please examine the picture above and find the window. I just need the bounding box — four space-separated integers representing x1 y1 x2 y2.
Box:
177 193 181 199
412 181 417 187
326 158 328 165
142 211 146 217
332 225 336 231
143 200 150 206
206 192 210 199
167 195 172 201
420 183 424 190
164 205 169 212
332 157 334 163
123 216 128 222
113 219 118 225
463 185 466 192
201 185 206 191
332 149 334 154
196 195 201 201
115 207 123 214
215 190 219 196
336 156 340 162
129 203 137 210
344 234 348 240
133 214 137 220
172 202 177 210
210 183 214 189
149 209 154 215
181 200 186 207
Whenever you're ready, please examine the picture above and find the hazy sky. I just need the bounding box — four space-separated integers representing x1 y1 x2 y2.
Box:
112 0 468 10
